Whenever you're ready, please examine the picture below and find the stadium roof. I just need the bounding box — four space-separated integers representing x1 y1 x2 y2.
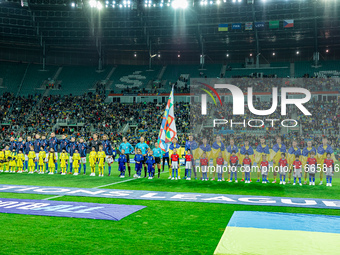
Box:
0 0 339 64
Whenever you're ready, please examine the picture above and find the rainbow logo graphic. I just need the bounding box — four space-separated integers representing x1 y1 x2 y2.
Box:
198 82 223 106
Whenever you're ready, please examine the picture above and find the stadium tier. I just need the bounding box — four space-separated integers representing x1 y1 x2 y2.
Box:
295 60 340 79
0 62 27 94
50 65 111 95
20 64 58 96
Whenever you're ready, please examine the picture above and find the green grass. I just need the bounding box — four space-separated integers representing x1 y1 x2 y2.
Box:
1 192 339 255
0 162 339 255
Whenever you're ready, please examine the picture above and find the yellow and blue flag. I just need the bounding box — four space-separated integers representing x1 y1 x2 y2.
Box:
239 146 254 163
301 146 317 167
316 144 336 165
269 143 287 164
215 211 340 255
254 144 270 165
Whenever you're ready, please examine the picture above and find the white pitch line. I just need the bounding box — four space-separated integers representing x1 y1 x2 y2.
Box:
43 170 170 200
94 178 136 188
43 178 136 200
43 195 64 200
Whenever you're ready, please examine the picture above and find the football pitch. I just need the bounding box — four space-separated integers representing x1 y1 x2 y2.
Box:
1 162 339 255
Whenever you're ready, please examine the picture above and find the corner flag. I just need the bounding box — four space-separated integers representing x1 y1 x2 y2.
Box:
157 86 177 153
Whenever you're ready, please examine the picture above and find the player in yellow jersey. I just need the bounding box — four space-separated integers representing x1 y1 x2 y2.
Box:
4 145 10 172
89 146 98 176
97 145 106 177
38 146 47 174
72 149 81 176
60 149 69 175
47 148 56 175
0 147 5 172
27 146 36 174
16 149 25 173
316 137 336 185
9 148 17 173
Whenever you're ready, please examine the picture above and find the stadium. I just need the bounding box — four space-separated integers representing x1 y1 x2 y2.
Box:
0 0 340 254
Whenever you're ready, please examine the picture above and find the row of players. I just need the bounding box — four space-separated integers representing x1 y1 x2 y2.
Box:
1 142 335 187
185 135 336 186
1 133 337 185
193 151 335 186
0 144 156 178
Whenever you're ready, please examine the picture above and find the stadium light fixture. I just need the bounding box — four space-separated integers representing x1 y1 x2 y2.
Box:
296 51 300 55
71 2 75 7
326 49 329 53
250 53 252 57
178 54 181 58
226 54 229 57
272 52 275 56
172 0 188 9
89 0 97 8
97 2 103 9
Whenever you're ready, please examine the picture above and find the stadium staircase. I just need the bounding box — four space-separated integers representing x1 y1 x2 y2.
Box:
89 66 116 92
104 66 116 91
220 65 227 78
53 67 63 80
290 63 295 77
120 123 130 133
157 66 167 80
15 63 30 97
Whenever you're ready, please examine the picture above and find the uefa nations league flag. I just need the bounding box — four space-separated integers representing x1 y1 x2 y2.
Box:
157 87 177 153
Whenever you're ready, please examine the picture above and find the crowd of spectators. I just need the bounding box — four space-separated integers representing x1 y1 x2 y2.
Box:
1 77 339 152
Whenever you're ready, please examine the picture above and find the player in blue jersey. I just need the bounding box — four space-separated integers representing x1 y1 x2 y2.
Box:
102 134 115 176
48 132 59 173
152 142 162 178
184 135 199 179
24 136 33 172
78 138 88 175
119 137 134 177
89 133 101 152
146 150 156 179
118 149 128 178
67 137 78 174
135 137 149 178
9 136 17 151
134 149 144 178
162 150 169 173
